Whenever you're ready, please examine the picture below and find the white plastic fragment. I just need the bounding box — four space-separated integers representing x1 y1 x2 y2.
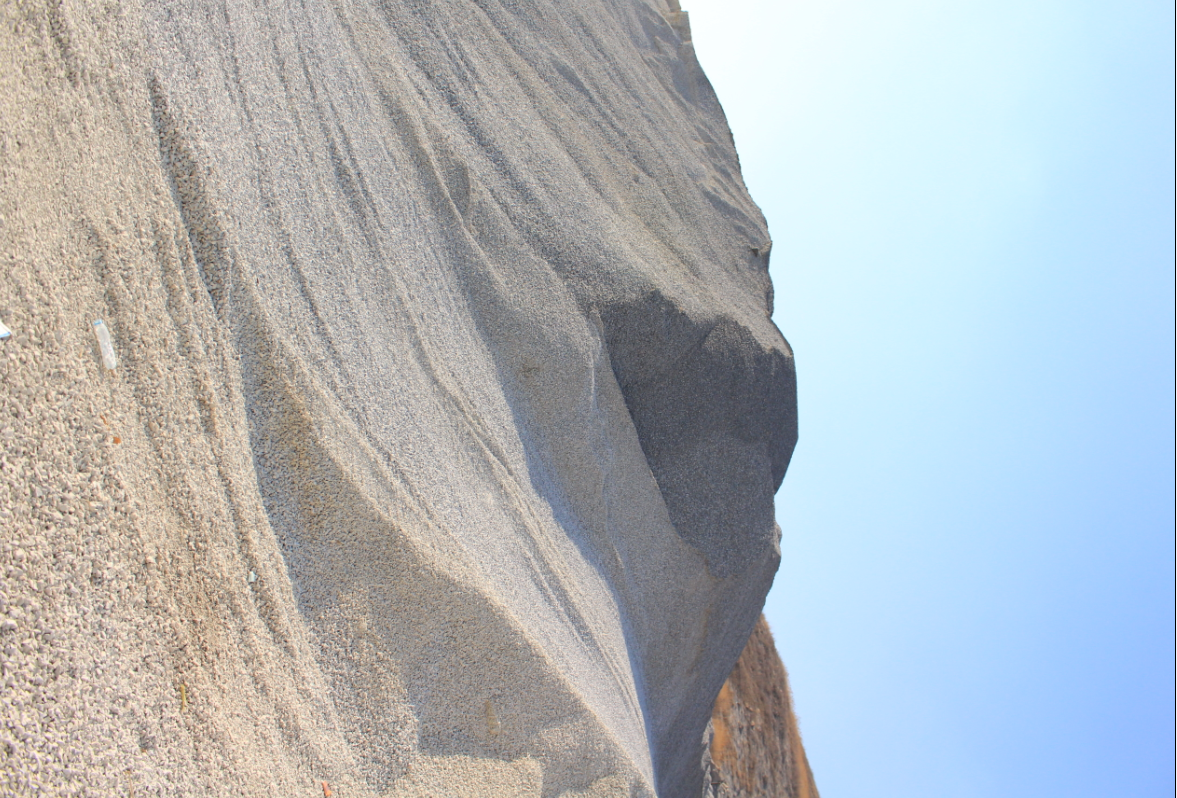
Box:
92 319 117 370
0 320 10 339
247 570 257 584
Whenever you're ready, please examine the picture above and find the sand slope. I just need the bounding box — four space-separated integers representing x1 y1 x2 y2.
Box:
0 0 796 795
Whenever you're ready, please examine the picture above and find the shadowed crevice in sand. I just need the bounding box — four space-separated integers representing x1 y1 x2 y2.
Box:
600 291 797 577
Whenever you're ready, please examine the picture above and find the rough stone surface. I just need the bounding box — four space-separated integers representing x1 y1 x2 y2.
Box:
0 0 797 795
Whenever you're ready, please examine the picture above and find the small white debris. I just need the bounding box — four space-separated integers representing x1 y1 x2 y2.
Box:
0 320 10 339
484 699 501 737
247 570 257 584
92 320 117 370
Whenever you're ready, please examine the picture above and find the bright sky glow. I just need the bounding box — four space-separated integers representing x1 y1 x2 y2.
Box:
683 1 1175 795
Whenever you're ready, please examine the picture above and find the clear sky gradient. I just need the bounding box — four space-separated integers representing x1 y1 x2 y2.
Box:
683 1 1175 796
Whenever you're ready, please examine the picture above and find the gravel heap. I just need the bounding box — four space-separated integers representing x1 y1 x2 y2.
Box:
0 0 796 794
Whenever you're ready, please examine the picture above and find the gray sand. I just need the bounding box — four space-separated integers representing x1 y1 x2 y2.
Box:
0 0 796 795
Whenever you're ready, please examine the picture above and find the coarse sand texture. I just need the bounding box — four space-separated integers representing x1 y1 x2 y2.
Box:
0 0 797 795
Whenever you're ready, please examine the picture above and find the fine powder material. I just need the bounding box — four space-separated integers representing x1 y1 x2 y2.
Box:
0 0 797 795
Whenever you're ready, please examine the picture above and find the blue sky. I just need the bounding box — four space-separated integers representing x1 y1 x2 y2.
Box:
682 1 1175 796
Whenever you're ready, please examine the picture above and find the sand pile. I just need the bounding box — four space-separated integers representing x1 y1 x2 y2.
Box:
0 0 796 794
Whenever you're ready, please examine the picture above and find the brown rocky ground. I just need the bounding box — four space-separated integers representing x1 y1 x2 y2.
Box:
705 616 821 798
